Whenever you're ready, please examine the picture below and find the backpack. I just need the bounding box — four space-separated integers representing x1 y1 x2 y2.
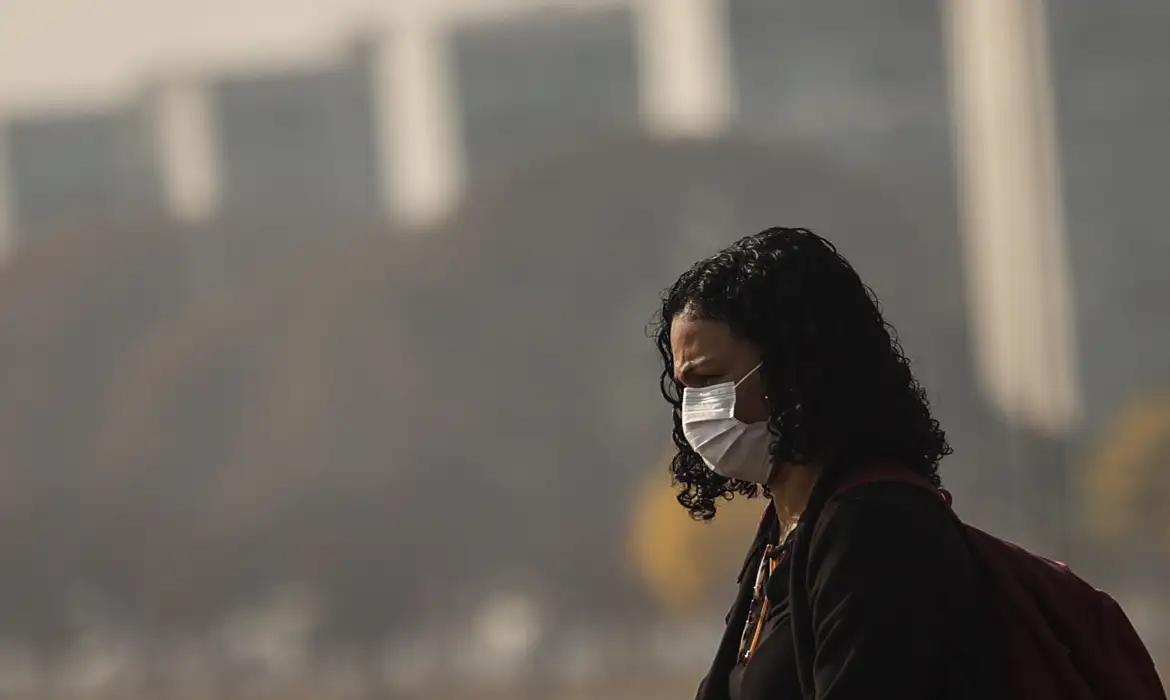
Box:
834 463 1167 700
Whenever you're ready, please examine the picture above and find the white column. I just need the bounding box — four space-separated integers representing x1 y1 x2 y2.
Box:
372 10 465 229
635 0 734 139
945 0 1081 437
152 76 222 225
0 125 15 264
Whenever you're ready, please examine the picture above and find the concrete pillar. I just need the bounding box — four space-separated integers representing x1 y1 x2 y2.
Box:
946 0 1080 438
0 126 14 264
635 0 734 139
372 11 466 229
152 76 222 225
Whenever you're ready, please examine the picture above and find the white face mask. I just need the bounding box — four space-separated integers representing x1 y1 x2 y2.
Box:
681 363 773 484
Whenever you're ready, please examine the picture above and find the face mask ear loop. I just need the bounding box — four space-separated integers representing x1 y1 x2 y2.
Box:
734 362 763 389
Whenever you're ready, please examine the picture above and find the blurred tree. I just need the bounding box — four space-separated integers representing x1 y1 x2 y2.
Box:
629 450 762 614
0 218 188 649
1082 392 1170 548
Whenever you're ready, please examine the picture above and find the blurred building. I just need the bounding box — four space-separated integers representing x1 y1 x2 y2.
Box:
453 5 640 177
214 44 382 224
6 104 163 234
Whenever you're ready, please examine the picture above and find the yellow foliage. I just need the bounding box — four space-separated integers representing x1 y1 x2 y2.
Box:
628 454 765 614
1082 392 1170 543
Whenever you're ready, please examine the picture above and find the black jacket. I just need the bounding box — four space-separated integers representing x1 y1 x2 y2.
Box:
696 477 1001 700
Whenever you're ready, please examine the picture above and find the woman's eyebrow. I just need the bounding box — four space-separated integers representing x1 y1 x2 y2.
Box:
676 357 714 383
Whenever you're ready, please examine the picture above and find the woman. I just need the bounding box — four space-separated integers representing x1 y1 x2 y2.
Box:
653 228 1000 699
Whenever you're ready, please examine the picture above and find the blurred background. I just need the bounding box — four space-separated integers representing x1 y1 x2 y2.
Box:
0 0 1167 697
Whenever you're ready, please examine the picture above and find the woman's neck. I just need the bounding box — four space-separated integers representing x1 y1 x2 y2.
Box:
768 463 822 537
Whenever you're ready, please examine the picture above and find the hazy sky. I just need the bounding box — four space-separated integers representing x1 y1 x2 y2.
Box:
0 0 624 114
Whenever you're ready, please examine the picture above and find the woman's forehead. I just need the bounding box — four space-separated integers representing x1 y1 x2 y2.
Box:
670 315 740 359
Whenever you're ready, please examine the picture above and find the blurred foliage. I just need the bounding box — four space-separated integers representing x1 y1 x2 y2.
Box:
1083 392 1170 546
629 451 762 614
0 218 189 647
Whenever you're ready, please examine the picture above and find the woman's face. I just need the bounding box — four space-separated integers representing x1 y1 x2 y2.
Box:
669 312 770 424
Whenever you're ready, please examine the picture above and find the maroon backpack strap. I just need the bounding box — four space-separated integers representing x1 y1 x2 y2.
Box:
831 462 953 507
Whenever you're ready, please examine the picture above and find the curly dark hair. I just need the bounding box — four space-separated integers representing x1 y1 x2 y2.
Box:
653 227 950 520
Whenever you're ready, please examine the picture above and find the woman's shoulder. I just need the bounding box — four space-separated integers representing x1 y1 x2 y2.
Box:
824 477 952 515
808 478 968 567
